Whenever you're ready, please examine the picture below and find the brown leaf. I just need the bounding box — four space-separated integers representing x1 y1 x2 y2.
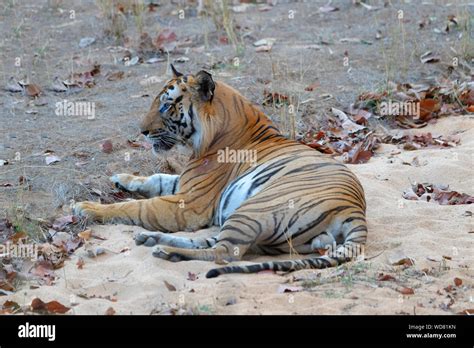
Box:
344 137 376 164
78 229 92 241
45 300 70 314
418 98 440 120
101 140 113 154
305 83 319 92
30 298 70 314
52 215 77 231
65 236 83 254
25 83 42 97
30 260 56 285
154 29 177 51
106 71 125 81
164 280 176 292
397 287 414 295
403 183 474 205
187 272 197 281
396 115 427 129
30 298 46 311
105 307 116 315
358 91 388 101
10 231 27 244
76 257 85 269
2 300 20 313
65 69 96 88
459 89 473 106
454 277 462 286
262 90 289 106
0 279 15 292
391 257 414 267
378 273 396 281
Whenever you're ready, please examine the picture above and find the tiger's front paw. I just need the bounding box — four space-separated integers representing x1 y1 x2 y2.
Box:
73 201 106 221
110 173 142 192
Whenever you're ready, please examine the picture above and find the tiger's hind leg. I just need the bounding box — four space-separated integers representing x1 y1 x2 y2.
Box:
311 216 368 260
110 173 179 198
151 213 260 263
135 231 218 248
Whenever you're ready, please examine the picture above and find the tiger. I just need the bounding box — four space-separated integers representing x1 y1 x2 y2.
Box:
73 65 368 278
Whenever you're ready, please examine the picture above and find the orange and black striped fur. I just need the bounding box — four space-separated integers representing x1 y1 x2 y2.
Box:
74 65 367 278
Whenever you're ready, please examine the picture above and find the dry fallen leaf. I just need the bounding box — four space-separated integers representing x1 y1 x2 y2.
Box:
25 83 42 97
30 298 70 314
164 280 176 292
106 71 125 81
101 140 113 154
418 98 440 120
397 287 415 295
76 257 85 269
262 90 289 106
52 215 77 231
30 260 56 285
105 307 116 315
1 300 20 314
305 83 319 92
154 29 177 51
378 273 396 281
187 272 197 281
403 183 474 205
78 229 92 240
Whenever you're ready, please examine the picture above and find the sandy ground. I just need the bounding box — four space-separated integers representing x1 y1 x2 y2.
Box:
2 115 473 315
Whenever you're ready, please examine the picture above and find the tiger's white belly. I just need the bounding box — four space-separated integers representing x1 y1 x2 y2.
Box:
214 158 286 226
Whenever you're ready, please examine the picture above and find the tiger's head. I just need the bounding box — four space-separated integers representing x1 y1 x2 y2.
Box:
140 65 215 155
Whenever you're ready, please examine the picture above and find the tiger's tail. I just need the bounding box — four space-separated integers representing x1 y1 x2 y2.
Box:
205 242 365 278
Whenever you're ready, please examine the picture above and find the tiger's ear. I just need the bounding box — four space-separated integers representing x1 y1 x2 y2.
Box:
170 64 183 78
195 70 215 103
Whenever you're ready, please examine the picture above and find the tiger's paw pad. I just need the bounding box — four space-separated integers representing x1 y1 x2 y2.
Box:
135 231 163 247
152 246 182 262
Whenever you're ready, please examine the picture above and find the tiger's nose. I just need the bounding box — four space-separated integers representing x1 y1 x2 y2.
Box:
141 130 149 136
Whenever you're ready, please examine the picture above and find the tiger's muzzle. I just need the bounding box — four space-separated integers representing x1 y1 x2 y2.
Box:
145 129 178 154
